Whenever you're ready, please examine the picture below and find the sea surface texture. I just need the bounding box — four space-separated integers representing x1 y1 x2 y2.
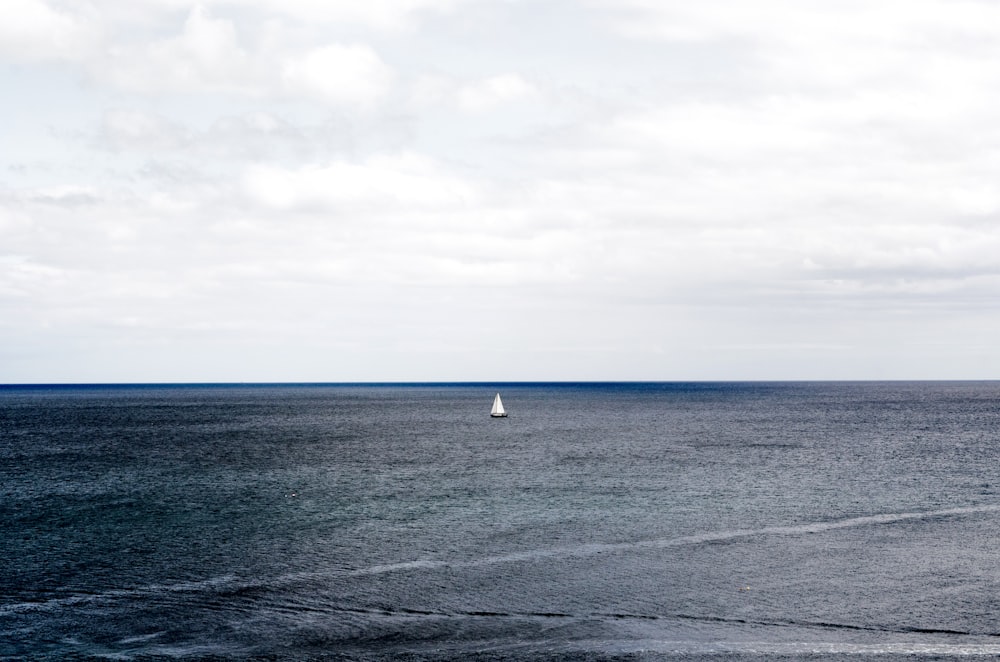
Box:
3 382 1000 660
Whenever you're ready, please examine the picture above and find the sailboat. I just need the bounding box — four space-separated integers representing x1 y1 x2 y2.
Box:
490 393 507 418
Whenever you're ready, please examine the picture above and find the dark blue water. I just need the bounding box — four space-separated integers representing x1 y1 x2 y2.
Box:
4 382 1000 660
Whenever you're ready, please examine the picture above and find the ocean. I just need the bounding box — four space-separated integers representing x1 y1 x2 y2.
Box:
3 381 1000 660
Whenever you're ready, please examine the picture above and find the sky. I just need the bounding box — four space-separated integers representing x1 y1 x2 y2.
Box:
3 0 1000 382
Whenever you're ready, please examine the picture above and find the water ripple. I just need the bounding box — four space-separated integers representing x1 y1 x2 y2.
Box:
351 503 1000 575
5 503 997 619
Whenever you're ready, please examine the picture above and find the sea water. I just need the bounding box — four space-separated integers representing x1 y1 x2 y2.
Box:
3 382 1000 660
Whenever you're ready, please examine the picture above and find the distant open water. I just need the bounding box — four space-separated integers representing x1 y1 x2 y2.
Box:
3 382 1000 660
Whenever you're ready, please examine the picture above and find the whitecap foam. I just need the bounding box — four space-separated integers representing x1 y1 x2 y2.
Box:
351 503 1000 575
597 639 1000 656
0 574 242 615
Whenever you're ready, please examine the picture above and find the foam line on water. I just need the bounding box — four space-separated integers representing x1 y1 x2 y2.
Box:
244 601 1000 640
6 505 997 615
0 574 242 615
352 503 1000 575
594 640 1000 656
637 503 1000 550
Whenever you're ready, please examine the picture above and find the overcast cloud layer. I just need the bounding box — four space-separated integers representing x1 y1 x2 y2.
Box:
3 0 1000 382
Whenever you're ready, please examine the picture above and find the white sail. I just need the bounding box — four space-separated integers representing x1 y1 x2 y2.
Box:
490 393 507 417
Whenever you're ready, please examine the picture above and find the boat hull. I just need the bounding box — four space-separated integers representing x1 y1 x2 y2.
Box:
490 413 507 418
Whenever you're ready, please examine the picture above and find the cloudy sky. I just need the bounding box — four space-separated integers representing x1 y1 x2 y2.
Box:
3 0 1000 382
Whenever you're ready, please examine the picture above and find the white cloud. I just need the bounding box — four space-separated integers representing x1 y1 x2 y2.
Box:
457 74 535 112
600 0 1000 95
80 5 394 108
243 152 477 210
0 0 99 61
99 109 192 152
603 101 831 165
406 72 540 115
0 255 71 298
96 5 257 95
81 6 400 107
23 185 102 207
281 44 395 107
203 112 315 159
602 0 1000 45
63 0 465 32
7 0 1000 380
226 0 466 30
407 74 457 109
949 187 1000 216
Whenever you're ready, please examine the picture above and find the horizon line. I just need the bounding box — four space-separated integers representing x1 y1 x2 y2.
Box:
2 379 1000 388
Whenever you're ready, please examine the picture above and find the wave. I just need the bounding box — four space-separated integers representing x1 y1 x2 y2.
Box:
571 640 1000 656
0 574 242 616
352 503 1000 575
249 601 1000 638
5 504 998 620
